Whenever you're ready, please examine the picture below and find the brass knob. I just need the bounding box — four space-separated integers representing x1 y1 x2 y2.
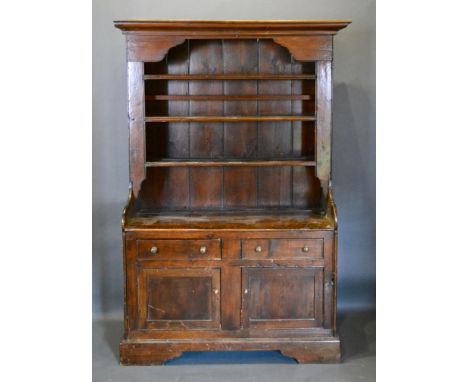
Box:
199 246 208 254
255 246 262 253
150 246 158 254
302 246 309 253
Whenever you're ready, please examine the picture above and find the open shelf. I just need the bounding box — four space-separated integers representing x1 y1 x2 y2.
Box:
145 115 316 123
146 94 312 101
139 39 321 212
144 74 316 80
145 159 316 167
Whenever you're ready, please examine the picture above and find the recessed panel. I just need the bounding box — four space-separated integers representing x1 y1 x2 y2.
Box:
147 276 212 320
138 268 221 330
242 267 323 329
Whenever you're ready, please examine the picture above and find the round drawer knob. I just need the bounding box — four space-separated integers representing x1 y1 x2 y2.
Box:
302 246 309 253
255 246 262 253
150 246 158 254
213 289 219 295
199 246 208 254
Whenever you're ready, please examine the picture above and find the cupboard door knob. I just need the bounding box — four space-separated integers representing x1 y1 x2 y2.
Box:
255 245 262 253
199 246 208 254
213 289 219 294
244 289 249 294
150 246 158 254
302 246 309 252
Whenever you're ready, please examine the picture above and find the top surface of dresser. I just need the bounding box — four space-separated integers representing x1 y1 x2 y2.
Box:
114 19 351 33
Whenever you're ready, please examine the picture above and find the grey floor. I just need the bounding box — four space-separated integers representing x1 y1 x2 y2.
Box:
93 310 375 382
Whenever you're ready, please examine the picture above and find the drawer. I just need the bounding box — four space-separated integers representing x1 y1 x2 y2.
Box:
241 238 323 259
137 239 221 260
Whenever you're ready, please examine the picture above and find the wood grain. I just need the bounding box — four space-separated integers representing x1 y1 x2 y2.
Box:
117 19 350 365
144 115 316 122
315 61 332 197
146 94 312 101
127 62 145 197
273 36 333 61
144 74 315 80
145 159 316 167
127 35 186 62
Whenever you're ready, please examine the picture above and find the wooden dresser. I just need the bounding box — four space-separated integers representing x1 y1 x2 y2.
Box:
114 19 350 365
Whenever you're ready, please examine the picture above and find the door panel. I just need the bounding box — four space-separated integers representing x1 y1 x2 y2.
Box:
242 267 323 329
137 268 221 330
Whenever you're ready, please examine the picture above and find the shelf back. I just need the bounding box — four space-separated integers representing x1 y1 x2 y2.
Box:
137 39 322 211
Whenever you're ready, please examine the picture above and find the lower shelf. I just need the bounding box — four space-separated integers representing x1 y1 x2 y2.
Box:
120 336 341 365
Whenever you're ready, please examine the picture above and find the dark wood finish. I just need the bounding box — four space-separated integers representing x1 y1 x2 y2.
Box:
241 238 323 259
147 94 312 100
223 167 257 208
125 212 336 230
316 61 332 196
128 62 146 197
222 39 257 160
144 115 316 122
114 19 351 34
241 267 323 329
137 267 221 329
144 74 315 80
221 239 242 330
145 159 316 167
120 338 340 365
115 19 349 365
273 36 333 61
136 238 221 259
127 35 186 62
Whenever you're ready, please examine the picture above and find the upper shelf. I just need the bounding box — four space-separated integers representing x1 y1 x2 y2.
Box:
144 74 315 81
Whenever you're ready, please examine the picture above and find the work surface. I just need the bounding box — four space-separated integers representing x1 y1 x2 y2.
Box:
93 310 375 381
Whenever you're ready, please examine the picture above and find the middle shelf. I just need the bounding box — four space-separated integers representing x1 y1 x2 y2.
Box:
145 159 316 167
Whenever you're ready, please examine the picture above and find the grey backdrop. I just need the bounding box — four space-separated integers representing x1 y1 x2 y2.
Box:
93 0 375 316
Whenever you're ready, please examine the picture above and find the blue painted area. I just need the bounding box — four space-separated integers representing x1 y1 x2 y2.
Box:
165 351 296 365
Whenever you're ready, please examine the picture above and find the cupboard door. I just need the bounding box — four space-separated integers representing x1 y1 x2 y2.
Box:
137 268 221 330
242 267 323 329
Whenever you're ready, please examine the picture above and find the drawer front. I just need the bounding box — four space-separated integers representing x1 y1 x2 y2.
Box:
242 238 323 259
137 239 221 260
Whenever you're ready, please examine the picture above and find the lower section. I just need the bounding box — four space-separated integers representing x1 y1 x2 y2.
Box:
120 336 341 365
121 228 338 365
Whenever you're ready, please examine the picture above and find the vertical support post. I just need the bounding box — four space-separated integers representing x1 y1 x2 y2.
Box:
221 239 242 330
315 61 332 198
128 61 146 197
